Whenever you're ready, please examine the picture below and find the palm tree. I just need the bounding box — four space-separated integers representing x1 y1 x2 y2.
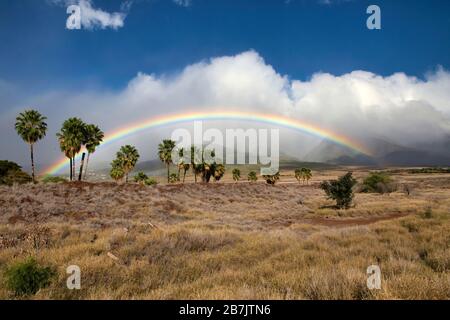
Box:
83 124 104 180
302 168 312 185
181 163 190 183
248 171 258 182
110 160 125 182
232 168 241 182
116 145 140 183
158 139 176 183
176 148 191 183
56 118 86 181
190 145 202 183
295 169 302 183
201 149 216 183
15 110 48 183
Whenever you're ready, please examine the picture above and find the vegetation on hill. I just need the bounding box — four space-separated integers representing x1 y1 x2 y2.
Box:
1 175 449 299
41 176 67 184
56 117 104 181
360 172 397 194
0 160 32 186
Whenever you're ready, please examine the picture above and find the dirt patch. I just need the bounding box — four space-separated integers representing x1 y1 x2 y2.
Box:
304 212 411 228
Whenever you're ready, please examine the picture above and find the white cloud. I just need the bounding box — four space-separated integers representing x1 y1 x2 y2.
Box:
2 51 450 166
50 0 130 30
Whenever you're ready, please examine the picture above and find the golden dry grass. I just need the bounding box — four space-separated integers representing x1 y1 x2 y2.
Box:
0 169 449 299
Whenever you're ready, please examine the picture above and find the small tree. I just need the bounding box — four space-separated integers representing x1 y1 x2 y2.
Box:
302 168 312 184
15 110 47 183
294 169 302 183
320 172 357 209
116 145 140 183
248 171 258 182
158 139 176 183
232 168 241 182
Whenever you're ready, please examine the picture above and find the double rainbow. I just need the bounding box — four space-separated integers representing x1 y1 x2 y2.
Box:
43 111 371 175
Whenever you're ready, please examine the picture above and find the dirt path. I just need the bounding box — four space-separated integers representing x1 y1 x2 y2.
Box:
303 212 411 228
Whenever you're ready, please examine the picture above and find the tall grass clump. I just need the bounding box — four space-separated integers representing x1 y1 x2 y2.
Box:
4 257 55 296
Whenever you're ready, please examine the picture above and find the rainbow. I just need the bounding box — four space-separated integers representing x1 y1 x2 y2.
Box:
43 110 371 175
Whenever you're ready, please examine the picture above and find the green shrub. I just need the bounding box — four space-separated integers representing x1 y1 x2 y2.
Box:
41 175 67 184
144 177 158 186
4 257 55 296
361 172 397 194
169 173 179 183
320 172 357 209
134 171 148 184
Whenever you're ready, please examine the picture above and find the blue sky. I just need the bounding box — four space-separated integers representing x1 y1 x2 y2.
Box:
1 0 450 167
0 0 449 93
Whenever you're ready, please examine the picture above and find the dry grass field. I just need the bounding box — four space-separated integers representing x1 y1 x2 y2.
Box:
0 168 449 299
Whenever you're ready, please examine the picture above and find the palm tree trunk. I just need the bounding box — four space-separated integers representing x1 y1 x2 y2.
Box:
72 156 76 182
167 163 170 183
69 157 73 181
30 144 35 183
83 153 90 180
78 152 85 181
183 169 187 183
126 172 128 183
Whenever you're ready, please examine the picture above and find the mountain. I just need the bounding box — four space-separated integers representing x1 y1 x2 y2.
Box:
303 139 369 164
303 137 450 167
380 150 450 166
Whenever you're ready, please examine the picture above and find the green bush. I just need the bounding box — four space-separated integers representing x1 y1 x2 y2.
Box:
41 175 67 184
134 171 148 184
247 171 258 182
320 172 357 209
361 172 397 194
4 257 55 296
144 177 158 186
